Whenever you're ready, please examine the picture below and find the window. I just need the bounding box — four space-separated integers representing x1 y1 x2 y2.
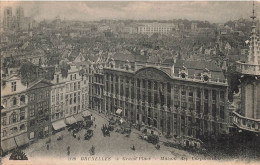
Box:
66 84 69 92
78 82 80 89
203 75 209 81
3 130 7 137
20 108 25 120
78 92 80 103
137 79 140 88
181 73 186 78
65 95 68 105
204 102 208 115
30 106 35 117
52 95 55 102
11 127 18 134
212 90 216 100
70 94 72 105
74 83 77 91
70 84 73 92
10 112 17 124
2 117 7 126
70 75 72 80
20 95 26 104
204 89 209 99
220 91 225 102
74 74 77 79
56 93 59 104
12 97 17 106
197 88 201 98
74 93 77 103
188 91 193 102
11 82 16 92
74 106 77 113
56 75 59 83
2 99 7 108
220 106 225 119
20 124 25 130
212 104 216 117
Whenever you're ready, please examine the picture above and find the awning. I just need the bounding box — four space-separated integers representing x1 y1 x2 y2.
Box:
1 138 17 152
65 116 77 125
116 109 122 115
74 114 84 122
15 133 29 147
52 119 67 130
82 110 91 117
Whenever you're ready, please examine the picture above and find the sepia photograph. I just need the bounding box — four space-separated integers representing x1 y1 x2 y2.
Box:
0 0 260 165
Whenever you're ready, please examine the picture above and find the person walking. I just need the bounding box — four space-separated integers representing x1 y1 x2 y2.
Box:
132 145 135 151
67 146 70 156
46 144 49 150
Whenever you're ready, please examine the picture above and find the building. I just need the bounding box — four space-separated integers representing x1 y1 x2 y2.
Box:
88 62 106 113
64 62 89 124
1 74 29 154
15 6 24 30
89 52 231 145
233 4 260 136
26 80 52 142
191 22 198 30
50 59 90 131
50 66 66 127
137 22 176 35
3 7 13 31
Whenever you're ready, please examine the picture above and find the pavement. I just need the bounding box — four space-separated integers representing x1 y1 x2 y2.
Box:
2 110 193 160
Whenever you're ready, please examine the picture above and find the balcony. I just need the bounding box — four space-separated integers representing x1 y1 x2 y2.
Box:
236 61 260 75
233 111 260 133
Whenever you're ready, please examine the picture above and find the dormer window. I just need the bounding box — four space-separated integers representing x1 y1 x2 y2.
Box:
181 73 186 79
203 75 209 81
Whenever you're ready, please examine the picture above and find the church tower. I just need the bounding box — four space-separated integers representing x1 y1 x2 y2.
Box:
234 1 260 134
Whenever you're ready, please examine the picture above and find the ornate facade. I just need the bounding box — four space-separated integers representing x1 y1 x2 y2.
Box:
26 80 52 142
1 75 29 153
90 58 231 143
233 3 260 135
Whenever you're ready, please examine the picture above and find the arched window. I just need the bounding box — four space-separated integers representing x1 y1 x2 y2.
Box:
20 124 25 130
203 75 209 81
11 127 18 134
2 99 7 108
12 97 17 106
181 73 186 79
20 95 26 104
10 112 17 124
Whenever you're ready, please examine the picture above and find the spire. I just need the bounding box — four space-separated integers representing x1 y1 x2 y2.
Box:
248 0 259 64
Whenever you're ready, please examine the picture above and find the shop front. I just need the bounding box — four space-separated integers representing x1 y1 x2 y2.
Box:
1 138 17 154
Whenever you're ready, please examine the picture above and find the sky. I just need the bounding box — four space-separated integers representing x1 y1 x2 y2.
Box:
0 1 260 23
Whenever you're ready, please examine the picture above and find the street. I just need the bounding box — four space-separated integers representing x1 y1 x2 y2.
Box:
3 111 193 160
